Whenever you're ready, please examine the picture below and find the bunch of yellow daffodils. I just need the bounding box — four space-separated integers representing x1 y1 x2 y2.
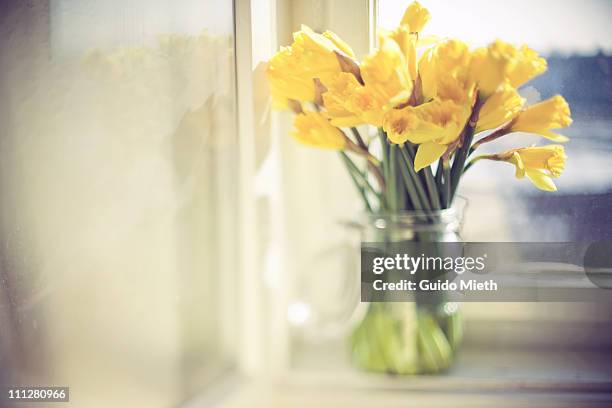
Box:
266 1 572 211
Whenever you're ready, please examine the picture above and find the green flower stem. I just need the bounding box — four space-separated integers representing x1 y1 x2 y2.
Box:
343 127 385 191
436 158 443 179
388 145 401 211
340 151 382 209
462 160 476 175
402 143 432 210
442 159 451 209
414 161 442 210
435 159 443 193
469 120 514 156
350 127 368 150
397 148 424 211
395 147 408 210
379 130 391 210
449 129 474 199
416 152 442 210
352 304 457 374
450 93 485 202
462 154 488 175
340 152 373 213
446 311 464 349
423 167 441 210
404 144 428 186
418 313 452 372
399 146 431 212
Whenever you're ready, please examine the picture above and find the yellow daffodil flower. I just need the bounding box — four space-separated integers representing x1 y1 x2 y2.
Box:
511 95 572 142
266 25 355 108
506 45 547 88
379 27 417 80
291 25 355 77
267 46 316 108
475 145 566 191
476 83 525 132
400 1 431 34
321 73 365 127
470 40 546 96
361 39 413 102
469 42 511 96
419 39 474 104
383 99 470 171
418 46 437 100
292 111 347 149
322 40 412 127
320 30 355 58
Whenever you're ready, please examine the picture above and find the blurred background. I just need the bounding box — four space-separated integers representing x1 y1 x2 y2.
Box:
1 0 238 406
1 0 611 407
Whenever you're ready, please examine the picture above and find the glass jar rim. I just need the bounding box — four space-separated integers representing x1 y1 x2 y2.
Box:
346 196 467 231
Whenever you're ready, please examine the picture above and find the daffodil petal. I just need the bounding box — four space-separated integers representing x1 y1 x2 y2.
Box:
510 151 525 178
417 35 441 47
400 1 431 33
406 128 442 144
535 130 570 142
525 169 557 191
415 142 446 172
292 111 346 150
329 116 365 128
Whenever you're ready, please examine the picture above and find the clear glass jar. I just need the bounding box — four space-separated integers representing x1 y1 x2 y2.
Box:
349 204 464 375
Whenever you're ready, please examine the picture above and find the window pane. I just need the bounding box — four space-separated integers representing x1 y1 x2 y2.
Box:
0 1 237 406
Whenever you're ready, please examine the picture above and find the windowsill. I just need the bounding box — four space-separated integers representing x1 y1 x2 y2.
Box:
288 346 612 393
281 316 612 392
213 348 612 407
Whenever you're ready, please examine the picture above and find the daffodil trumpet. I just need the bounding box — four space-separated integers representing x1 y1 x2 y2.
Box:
266 1 572 213
467 145 566 191
470 95 571 154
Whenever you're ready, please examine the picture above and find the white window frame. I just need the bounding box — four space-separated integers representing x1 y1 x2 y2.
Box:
233 0 376 378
